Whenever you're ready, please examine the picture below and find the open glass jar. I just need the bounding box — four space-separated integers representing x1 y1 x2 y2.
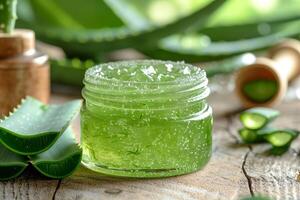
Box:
81 60 212 178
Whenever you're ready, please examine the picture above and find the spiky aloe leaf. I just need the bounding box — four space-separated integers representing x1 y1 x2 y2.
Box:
0 0 17 33
30 127 82 179
199 15 300 41
17 0 226 57
50 58 94 86
141 19 300 62
0 97 82 155
0 142 28 180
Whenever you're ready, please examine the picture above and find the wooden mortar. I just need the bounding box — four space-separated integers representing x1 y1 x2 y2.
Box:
0 29 50 117
235 39 300 108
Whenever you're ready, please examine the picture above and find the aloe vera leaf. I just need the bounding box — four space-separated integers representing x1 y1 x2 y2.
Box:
141 25 300 63
238 128 264 144
240 108 279 130
141 19 300 62
23 0 124 29
30 127 82 179
199 15 300 41
259 128 299 147
103 0 150 31
0 97 82 155
0 0 18 33
50 58 94 87
17 0 226 56
269 144 290 156
243 80 278 103
0 142 28 180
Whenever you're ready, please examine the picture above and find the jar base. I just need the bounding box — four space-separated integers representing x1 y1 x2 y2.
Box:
81 156 211 178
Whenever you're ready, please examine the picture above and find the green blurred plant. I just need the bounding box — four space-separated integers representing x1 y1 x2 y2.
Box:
16 0 300 86
0 0 17 33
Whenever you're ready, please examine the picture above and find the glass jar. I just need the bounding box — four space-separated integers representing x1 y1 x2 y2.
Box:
81 60 212 178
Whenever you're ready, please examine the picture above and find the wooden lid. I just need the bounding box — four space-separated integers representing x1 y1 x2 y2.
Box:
0 29 35 58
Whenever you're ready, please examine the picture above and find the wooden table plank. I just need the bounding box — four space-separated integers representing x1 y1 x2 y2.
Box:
1 90 300 200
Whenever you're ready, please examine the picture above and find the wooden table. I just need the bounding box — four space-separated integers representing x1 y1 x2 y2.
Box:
1 88 300 200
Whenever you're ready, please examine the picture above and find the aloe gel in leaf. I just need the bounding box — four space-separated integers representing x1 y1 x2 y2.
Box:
30 128 82 179
243 80 278 103
238 128 264 143
260 128 299 147
0 142 28 180
0 97 82 155
240 107 279 130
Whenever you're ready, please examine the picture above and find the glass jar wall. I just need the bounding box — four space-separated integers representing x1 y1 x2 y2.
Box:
81 60 213 178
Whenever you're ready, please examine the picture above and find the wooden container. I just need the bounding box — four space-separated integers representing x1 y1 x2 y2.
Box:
235 39 300 108
0 29 50 116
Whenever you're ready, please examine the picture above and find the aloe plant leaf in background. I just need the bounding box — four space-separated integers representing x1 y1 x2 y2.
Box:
0 97 82 155
199 15 300 41
0 142 28 180
141 19 300 62
17 0 226 58
30 127 82 179
19 0 125 29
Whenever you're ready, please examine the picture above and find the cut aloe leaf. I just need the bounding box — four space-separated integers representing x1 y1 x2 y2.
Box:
240 108 280 130
260 128 299 147
0 97 82 155
30 127 82 179
243 80 278 103
238 128 264 144
269 144 290 156
0 143 28 180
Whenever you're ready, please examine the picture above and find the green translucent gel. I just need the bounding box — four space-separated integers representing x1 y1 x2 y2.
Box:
81 60 212 178
243 80 278 103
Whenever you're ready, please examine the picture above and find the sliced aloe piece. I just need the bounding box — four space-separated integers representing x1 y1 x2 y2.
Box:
238 128 264 144
30 128 82 179
0 97 82 155
270 145 290 156
243 80 278 103
260 128 299 147
240 108 279 130
0 143 28 180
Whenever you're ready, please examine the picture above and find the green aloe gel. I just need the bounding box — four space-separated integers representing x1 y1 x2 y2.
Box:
81 60 213 178
243 80 278 103
240 107 279 130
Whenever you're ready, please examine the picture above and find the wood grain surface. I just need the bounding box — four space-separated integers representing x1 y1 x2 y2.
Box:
1 88 300 200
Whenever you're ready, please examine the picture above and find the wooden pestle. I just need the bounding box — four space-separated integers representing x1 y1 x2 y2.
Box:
0 29 50 117
235 39 300 108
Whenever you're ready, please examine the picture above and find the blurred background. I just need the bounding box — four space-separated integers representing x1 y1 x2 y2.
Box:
16 0 300 93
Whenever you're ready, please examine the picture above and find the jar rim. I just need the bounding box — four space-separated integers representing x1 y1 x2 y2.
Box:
84 59 206 86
